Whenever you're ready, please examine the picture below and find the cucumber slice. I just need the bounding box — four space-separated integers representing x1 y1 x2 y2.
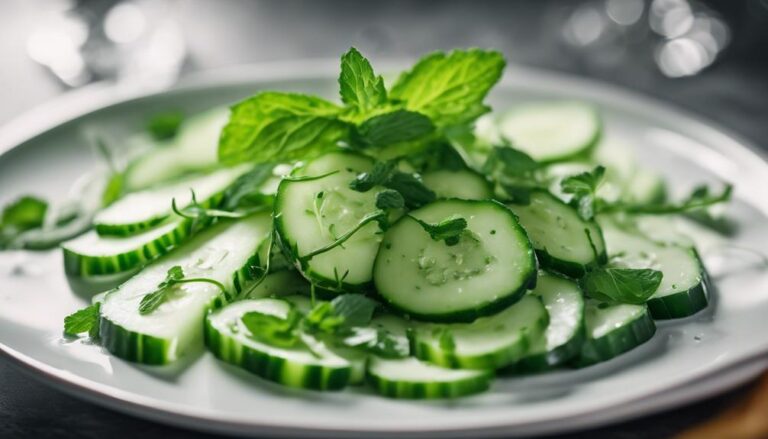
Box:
124 108 228 191
575 300 656 367
100 214 272 365
515 273 585 371
508 191 607 278
275 152 384 293
497 102 601 162
600 218 710 319
410 295 548 369
94 166 247 236
366 357 492 399
243 270 311 300
62 217 195 277
374 199 536 322
205 299 352 390
623 168 667 205
422 169 492 200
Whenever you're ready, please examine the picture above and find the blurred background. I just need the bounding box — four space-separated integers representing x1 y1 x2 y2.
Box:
1 1 767 438
1 0 767 143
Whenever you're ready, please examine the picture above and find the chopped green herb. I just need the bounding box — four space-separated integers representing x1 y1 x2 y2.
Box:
408 215 468 246
580 267 663 305
241 307 304 348
561 166 605 220
375 189 405 210
138 266 227 315
63 303 101 339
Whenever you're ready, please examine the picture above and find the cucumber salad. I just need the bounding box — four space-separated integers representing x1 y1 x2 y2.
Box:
1 47 735 400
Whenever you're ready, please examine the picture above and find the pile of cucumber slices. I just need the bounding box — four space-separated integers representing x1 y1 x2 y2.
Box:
57 48 731 400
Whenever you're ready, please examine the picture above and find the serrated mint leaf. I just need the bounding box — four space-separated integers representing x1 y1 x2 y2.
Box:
390 49 506 127
383 172 436 209
330 294 377 328
581 267 663 305
409 215 468 246
339 47 387 113
353 109 434 147
63 303 101 338
218 92 349 165
349 161 396 192
241 308 303 348
561 166 605 220
375 189 405 210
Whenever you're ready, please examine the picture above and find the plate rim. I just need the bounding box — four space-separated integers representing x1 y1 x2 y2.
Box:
1 59 767 437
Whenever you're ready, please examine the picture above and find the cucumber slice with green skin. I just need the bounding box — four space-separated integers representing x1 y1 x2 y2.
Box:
508 191 607 278
205 299 352 390
62 217 198 277
95 166 248 237
421 169 492 200
575 300 656 367
100 214 272 365
124 108 228 191
366 357 493 399
410 295 549 369
275 152 386 293
497 102 601 162
243 270 311 300
374 199 537 322
599 218 710 319
514 273 585 372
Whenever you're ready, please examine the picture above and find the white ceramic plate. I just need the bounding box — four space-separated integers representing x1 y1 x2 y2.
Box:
1 60 768 438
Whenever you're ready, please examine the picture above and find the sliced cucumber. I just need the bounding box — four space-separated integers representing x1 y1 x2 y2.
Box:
205 298 352 390
421 169 492 200
243 269 311 300
599 218 710 319
124 108 228 191
94 166 247 236
515 273 585 371
497 102 601 162
275 152 384 293
62 217 196 277
374 199 536 322
623 168 667 205
366 357 492 399
508 191 607 278
100 214 272 365
410 295 548 369
575 300 656 367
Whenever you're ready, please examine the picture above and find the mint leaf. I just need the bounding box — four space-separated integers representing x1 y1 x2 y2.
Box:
561 166 605 220
581 267 663 304
349 161 396 192
241 308 303 348
139 266 185 315
63 303 101 338
383 172 436 209
218 92 349 164
352 109 434 147
303 302 346 334
2 196 48 231
483 146 541 177
390 49 506 127
221 164 275 210
147 111 183 141
375 189 405 210
409 215 468 246
330 294 377 329
339 47 386 113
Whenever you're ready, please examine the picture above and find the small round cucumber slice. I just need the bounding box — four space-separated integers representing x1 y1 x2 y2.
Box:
374 199 536 322
508 191 607 278
366 357 492 399
575 300 656 367
599 218 709 319
498 101 601 162
422 169 492 200
410 295 549 370
205 299 352 391
515 273 585 371
275 152 385 293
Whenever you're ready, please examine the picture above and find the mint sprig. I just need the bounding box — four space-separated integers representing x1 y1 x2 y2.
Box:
138 266 227 315
63 303 101 339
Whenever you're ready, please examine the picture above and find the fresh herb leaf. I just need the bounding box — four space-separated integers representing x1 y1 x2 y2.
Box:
147 111 184 141
352 109 434 147
329 294 377 329
63 303 101 338
341 327 409 358
218 92 349 165
389 49 505 127
241 307 304 348
580 267 663 305
604 184 732 215
349 161 396 192
409 215 468 246
416 142 467 172
375 189 405 210
483 146 541 177
2 196 48 232
383 172 436 209
138 266 227 315
339 47 387 113
561 166 605 220
221 164 275 210
303 302 345 334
